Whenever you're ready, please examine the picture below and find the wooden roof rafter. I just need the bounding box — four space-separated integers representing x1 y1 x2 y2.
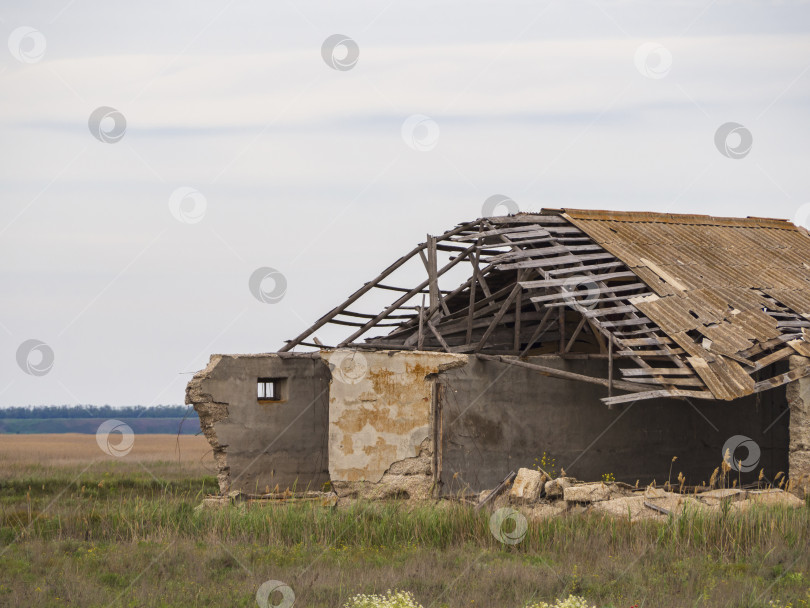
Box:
280 209 810 407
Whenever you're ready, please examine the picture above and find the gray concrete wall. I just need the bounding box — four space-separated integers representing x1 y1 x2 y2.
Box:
438 356 790 494
186 353 330 494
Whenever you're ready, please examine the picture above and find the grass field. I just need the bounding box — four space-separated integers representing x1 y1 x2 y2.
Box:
1 435 809 607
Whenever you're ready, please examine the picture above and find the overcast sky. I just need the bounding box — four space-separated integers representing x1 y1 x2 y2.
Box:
1 0 809 407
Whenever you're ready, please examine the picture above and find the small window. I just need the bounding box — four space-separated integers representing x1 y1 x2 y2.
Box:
258 378 286 401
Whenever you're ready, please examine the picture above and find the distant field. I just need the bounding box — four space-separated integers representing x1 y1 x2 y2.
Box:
0 435 809 607
0 433 214 475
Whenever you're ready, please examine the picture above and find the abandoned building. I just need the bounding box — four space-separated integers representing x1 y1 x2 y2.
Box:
187 209 810 500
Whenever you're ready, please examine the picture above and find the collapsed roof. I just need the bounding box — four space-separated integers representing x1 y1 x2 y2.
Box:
281 209 810 406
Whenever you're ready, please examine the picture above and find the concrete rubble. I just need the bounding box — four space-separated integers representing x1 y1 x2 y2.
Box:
488 467 807 522
196 466 806 519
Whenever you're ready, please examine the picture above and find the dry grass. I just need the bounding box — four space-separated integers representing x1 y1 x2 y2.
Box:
0 433 213 468
1 435 809 607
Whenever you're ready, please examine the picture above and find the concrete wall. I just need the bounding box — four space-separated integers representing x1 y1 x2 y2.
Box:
787 354 810 498
438 356 790 494
322 349 465 499
186 353 330 494
186 348 795 499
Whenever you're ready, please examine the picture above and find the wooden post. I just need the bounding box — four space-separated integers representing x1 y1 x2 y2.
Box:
427 234 439 320
513 283 523 354
466 248 479 346
608 338 614 401
417 294 425 350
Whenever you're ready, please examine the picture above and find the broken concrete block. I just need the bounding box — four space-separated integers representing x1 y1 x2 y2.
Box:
525 502 567 521
734 489 804 510
564 482 632 504
696 488 745 507
544 477 574 499
509 468 548 504
592 496 658 521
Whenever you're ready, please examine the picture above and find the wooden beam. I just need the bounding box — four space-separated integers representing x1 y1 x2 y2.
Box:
475 284 522 353
280 242 428 351
514 286 522 353
475 471 516 511
520 271 637 289
565 314 588 353
476 354 658 393
749 346 793 372
530 283 647 304
602 389 714 406
753 365 810 393
337 242 478 346
427 319 451 351
620 367 696 376
608 338 614 399
427 234 440 318
417 294 425 350
520 307 555 356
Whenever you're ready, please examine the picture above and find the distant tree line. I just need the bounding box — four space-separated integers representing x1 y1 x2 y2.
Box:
0 405 197 419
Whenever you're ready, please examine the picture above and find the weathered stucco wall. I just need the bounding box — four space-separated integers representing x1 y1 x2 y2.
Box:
787 354 810 498
438 356 790 494
322 349 465 498
186 353 330 494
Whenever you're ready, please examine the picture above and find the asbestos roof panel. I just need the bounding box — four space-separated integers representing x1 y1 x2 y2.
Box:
688 356 756 400
562 208 810 400
766 289 810 317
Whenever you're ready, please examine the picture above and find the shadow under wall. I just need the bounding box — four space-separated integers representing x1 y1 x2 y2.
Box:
438 357 790 494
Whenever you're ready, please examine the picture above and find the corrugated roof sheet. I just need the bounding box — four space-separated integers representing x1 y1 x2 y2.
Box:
560 208 810 400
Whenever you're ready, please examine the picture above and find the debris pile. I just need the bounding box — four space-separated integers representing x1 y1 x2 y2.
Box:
477 468 806 521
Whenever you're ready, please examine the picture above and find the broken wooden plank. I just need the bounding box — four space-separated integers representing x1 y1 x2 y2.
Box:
543 291 654 307
753 365 810 393
546 261 624 277
749 346 794 372
599 317 653 328
520 271 637 289
601 389 715 406
623 377 706 387
644 500 673 516
474 471 516 511
618 337 674 346
529 283 647 304
620 367 696 376
583 305 639 318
